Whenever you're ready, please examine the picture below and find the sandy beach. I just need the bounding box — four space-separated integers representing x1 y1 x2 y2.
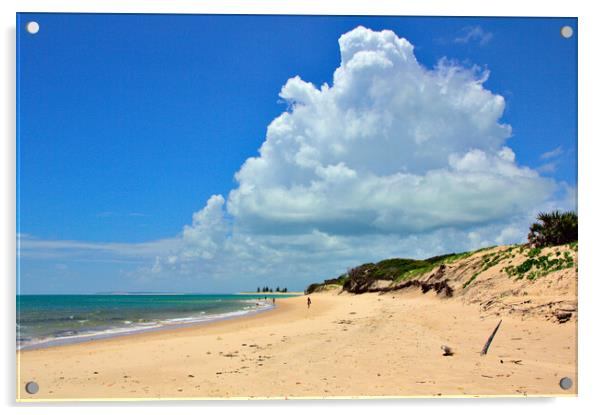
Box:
17 285 577 400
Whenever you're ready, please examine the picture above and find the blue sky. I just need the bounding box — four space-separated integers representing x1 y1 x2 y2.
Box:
17 14 577 294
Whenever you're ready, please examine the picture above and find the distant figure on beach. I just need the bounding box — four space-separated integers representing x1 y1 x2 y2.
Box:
307 297 311 309
272 298 276 305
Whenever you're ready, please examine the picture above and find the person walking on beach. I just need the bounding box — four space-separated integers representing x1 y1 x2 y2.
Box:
272 297 276 305
307 297 311 309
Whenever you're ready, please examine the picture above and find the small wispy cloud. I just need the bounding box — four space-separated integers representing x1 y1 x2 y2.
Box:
540 146 564 160
453 26 493 46
537 162 557 174
17 234 179 261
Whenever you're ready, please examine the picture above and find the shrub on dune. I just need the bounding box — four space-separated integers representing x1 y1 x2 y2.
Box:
528 211 578 248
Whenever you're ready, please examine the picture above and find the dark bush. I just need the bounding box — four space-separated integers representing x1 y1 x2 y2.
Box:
528 211 578 248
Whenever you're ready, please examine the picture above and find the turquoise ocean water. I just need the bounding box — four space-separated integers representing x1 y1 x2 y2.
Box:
17 294 292 349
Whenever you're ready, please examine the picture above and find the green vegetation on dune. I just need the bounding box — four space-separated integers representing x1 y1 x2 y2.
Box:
463 245 520 289
305 246 498 294
306 258 428 294
462 274 478 289
463 243 578 287
503 245 577 281
372 258 431 280
353 253 478 285
393 251 477 283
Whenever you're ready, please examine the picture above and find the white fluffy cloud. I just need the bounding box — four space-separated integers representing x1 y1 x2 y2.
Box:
146 26 573 286
226 26 555 236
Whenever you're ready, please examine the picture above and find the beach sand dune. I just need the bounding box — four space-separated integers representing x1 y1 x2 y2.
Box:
17 286 576 400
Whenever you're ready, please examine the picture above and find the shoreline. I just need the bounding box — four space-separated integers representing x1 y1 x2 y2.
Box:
18 293 305 352
17 291 576 399
18 296 302 354
18 300 281 352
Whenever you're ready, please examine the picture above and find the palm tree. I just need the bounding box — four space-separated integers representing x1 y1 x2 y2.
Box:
528 211 577 247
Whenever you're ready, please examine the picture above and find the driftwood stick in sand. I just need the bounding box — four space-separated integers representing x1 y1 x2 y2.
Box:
480 320 502 356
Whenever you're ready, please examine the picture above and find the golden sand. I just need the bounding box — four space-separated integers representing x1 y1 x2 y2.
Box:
17 287 577 400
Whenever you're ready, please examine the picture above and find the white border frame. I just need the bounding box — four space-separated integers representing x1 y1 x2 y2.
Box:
3 1 601 414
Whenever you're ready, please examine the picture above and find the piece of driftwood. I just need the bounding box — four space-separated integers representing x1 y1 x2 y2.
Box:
480 319 502 356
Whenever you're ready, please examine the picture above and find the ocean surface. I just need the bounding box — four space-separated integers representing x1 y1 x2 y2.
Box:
17 294 293 350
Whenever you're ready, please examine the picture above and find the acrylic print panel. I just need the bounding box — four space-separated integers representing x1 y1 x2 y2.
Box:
16 13 578 400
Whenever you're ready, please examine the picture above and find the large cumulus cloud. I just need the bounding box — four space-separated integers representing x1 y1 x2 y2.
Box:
153 26 572 285
227 26 554 235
